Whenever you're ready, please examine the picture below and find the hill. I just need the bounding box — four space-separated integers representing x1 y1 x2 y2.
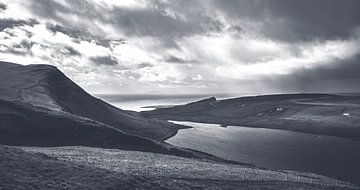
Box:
0 61 234 161
142 94 360 141
0 62 181 141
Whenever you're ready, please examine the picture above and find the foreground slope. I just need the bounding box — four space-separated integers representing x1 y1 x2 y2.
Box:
0 62 180 141
1 145 355 190
142 94 360 141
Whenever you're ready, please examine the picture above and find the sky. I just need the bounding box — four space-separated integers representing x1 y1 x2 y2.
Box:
0 0 360 95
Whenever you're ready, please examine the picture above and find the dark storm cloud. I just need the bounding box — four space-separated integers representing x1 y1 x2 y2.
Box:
17 0 360 44
30 0 110 43
29 0 69 21
211 0 360 42
137 62 153 69
1 49 28 56
266 54 360 92
47 24 86 39
210 0 268 20
108 8 212 38
164 55 198 64
0 39 35 55
266 0 360 42
13 40 34 50
47 23 127 49
95 39 127 47
229 25 243 33
63 46 81 56
296 54 360 83
90 56 118 66
26 0 222 43
0 3 6 12
0 19 38 31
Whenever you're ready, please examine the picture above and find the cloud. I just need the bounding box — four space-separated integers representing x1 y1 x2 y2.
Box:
211 0 360 42
266 0 360 41
22 0 223 46
4 39 35 55
262 53 360 93
164 55 198 64
90 55 118 66
62 46 81 56
46 23 86 39
215 37 360 79
1 0 360 94
0 19 38 31
137 62 153 69
0 3 7 12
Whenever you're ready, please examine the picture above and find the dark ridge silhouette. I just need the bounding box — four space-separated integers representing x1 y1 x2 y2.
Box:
142 93 360 141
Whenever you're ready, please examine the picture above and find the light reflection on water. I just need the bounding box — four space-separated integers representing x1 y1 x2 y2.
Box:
166 121 360 185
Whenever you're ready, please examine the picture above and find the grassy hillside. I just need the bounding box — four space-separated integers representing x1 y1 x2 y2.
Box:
0 62 181 141
0 145 351 190
142 94 360 141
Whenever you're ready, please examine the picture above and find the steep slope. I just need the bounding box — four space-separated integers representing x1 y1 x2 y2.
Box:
142 94 360 141
0 98 167 152
0 62 180 141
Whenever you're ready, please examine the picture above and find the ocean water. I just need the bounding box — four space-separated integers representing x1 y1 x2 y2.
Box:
166 121 360 185
95 93 245 111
